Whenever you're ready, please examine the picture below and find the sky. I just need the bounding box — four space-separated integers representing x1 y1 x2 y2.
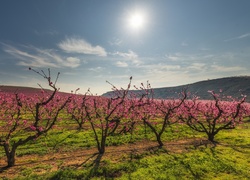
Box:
0 0 250 95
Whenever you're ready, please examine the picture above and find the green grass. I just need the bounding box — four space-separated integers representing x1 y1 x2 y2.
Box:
14 142 250 180
1 121 203 158
122 146 250 180
1 119 249 179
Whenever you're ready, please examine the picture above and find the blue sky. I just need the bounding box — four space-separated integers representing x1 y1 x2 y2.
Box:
1 0 250 95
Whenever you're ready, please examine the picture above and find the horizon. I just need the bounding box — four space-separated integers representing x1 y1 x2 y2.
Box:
1 75 249 95
1 1 250 95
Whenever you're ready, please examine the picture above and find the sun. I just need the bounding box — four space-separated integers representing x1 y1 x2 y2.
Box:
127 11 146 31
129 13 145 29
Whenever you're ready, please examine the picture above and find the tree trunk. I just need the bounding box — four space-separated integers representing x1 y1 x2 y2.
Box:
77 122 83 130
4 144 17 167
207 133 215 143
156 134 164 147
143 119 164 147
7 151 16 167
98 136 106 154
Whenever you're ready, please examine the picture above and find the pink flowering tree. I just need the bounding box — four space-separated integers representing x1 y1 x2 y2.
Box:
242 101 250 119
133 82 187 147
179 91 246 143
84 78 132 154
66 89 90 130
0 92 25 167
0 68 70 167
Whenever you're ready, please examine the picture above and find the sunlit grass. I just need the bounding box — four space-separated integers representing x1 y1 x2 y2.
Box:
21 138 249 180
1 118 249 179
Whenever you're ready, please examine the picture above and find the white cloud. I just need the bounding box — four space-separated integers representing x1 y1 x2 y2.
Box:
64 57 81 68
58 38 107 57
2 44 81 68
88 66 105 72
224 33 250 42
187 63 206 70
238 33 250 39
211 65 246 72
165 53 216 64
160 64 181 71
109 38 123 46
165 53 198 62
140 64 182 77
111 50 141 65
166 54 180 61
115 61 128 67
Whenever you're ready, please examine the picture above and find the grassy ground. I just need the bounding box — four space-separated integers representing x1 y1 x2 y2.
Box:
0 119 249 179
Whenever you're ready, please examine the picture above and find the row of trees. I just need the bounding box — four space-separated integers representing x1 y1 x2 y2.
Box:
0 69 71 167
0 69 249 167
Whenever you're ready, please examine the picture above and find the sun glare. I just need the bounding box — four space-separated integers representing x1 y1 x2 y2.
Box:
127 11 146 31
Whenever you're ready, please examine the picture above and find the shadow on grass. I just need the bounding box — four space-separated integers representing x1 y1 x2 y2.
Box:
147 145 169 154
230 144 250 154
192 139 217 149
50 130 81 150
79 153 99 167
222 142 250 155
216 141 250 154
171 155 202 179
0 165 10 173
85 153 103 179
129 145 169 161
206 146 250 179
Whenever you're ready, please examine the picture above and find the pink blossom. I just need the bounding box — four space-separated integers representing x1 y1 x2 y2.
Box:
30 125 36 131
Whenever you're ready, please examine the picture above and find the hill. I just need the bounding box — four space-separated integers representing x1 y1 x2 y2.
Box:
0 85 75 97
102 76 250 102
1 76 250 102
0 85 44 94
0 85 69 96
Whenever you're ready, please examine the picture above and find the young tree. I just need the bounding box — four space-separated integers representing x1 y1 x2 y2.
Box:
84 78 132 154
242 101 250 119
0 68 71 167
136 83 187 147
66 89 89 130
179 91 246 143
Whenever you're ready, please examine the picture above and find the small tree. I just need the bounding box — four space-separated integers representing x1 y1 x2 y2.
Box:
242 102 250 119
179 91 246 143
84 78 132 154
135 83 187 147
66 89 89 130
0 68 70 167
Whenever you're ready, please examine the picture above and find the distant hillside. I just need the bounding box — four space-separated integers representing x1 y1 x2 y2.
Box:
102 76 250 102
2 76 250 102
0 85 45 94
0 85 74 98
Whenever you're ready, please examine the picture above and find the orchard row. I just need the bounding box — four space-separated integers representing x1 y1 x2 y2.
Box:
0 69 249 167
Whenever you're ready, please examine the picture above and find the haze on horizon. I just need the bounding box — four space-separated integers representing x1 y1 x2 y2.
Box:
0 0 250 95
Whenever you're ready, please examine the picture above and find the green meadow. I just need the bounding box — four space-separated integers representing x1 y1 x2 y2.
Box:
0 118 249 180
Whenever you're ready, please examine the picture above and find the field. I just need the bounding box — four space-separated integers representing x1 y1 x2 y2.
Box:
1 77 250 179
0 118 249 180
